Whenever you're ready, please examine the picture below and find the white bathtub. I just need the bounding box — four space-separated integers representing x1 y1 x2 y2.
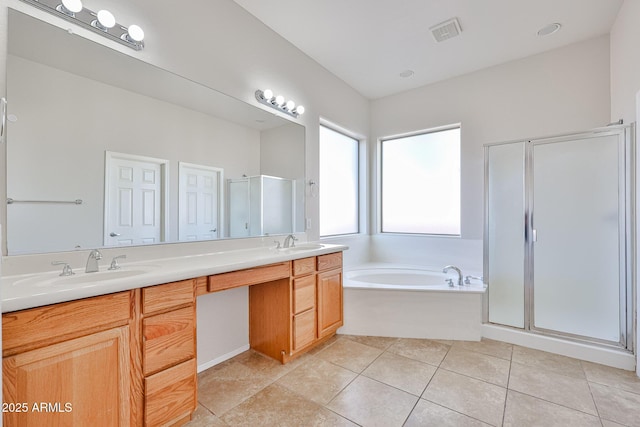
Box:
339 264 486 341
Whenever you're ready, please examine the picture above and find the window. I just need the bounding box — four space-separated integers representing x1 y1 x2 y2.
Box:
381 126 460 235
319 125 359 236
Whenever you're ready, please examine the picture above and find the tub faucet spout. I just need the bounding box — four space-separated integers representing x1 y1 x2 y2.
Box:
443 265 462 287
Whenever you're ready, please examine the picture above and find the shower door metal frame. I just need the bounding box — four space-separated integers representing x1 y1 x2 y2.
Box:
484 124 635 352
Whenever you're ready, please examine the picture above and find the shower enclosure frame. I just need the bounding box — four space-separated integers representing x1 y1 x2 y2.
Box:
483 124 635 352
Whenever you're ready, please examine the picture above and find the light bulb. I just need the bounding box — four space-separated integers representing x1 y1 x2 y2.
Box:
285 100 295 111
275 95 285 106
61 0 83 13
295 105 305 115
262 89 273 101
96 10 116 29
127 24 145 42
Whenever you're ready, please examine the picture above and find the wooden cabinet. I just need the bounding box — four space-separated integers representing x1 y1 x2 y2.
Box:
2 291 137 427
141 279 197 426
2 279 199 427
247 252 344 363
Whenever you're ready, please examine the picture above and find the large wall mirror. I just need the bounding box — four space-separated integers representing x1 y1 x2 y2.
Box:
6 9 305 255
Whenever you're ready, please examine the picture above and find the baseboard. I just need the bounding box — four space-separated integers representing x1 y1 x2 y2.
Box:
482 324 636 371
197 344 250 373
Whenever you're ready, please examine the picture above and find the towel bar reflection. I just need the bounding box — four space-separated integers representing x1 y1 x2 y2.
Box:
7 198 83 205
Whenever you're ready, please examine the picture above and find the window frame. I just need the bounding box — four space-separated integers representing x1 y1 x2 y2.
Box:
378 124 461 237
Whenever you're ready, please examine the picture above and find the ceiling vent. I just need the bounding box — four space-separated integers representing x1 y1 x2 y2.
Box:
430 18 462 42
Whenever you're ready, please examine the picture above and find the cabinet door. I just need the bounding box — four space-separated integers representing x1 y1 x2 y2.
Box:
317 269 343 338
3 326 131 427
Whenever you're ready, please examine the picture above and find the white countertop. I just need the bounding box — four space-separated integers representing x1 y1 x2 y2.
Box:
1 243 348 313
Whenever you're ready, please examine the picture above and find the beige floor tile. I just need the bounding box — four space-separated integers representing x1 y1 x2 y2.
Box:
233 349 305 381
197 360 274 416
440 348 510 387
511 346 585 379
503 390 601 427
452 338 513 360
590 383 640 427
185 404 227 427
601 420 629 427
362 351 437 396
340 334 399 350
387 338 451 366
508 362 597 415
422 369 506 426
327 376 418 427
277 356 357 405
582 361 640 395
316 336 383 372
221 383 357 427
404 399 490 427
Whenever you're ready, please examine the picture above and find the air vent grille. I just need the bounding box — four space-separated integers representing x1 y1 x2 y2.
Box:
430 18 462 42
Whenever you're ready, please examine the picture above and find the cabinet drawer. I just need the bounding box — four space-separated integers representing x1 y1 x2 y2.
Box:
143 279 195 314
143 306 196 376
292 257 316 276
209 262 290 292
293 309 316 351
317 252 342 271
293 275 316 314
145 358 196 427
2 291 131 355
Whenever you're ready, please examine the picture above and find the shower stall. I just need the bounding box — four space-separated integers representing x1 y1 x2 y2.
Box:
484 124 634 351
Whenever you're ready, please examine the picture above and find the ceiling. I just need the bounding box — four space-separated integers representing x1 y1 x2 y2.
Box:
233 0 624 99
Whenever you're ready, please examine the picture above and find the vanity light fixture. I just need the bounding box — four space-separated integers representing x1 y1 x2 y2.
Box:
18 0 145 50
255 89 305 118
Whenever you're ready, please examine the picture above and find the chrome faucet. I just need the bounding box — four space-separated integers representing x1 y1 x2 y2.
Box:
283 234 298 248
85 249 103 273
443 265 463 287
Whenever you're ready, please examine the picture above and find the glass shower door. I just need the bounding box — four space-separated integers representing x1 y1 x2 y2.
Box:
530 132 626 345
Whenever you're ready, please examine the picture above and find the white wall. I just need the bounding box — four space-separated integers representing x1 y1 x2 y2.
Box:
365 35 611 270
0 0 370 369
610 0 640 377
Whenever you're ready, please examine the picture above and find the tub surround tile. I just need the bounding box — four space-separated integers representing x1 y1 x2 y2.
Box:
404 399 491 427
590 383 640 427
388 338 451 366
508 362 597 415
277 357 357 405
582 360 640 395
221 383 357 427
511 345 585 379
440 347 511 387
327 376 418 427
452 338 513 360
422 369 507 426
503 390 601 427
315 337 383 373
361 351 437 396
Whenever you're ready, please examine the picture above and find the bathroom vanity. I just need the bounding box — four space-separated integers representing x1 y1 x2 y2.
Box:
1 246 345 426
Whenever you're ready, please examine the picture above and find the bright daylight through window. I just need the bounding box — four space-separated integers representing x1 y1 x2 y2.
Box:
319 125 359 236
381 126 461 235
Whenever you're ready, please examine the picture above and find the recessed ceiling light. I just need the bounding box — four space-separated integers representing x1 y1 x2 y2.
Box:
537 23 561 36
399 69 414 78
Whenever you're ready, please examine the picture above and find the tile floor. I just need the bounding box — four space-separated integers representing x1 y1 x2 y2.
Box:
186 335 640 427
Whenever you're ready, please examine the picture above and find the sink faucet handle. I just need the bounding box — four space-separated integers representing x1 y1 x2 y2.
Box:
108 255 127 270
52 261 75 276
274 240 281 250
464 275 483 285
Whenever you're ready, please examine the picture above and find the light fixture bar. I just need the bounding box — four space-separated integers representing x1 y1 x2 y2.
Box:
255 89 304 119
18 0 145 50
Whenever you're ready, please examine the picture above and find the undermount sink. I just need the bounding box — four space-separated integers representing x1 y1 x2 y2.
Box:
284 244 325 252
12 265 161 288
